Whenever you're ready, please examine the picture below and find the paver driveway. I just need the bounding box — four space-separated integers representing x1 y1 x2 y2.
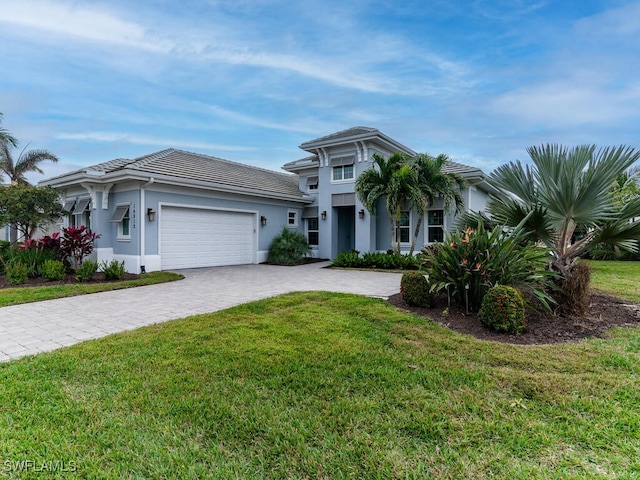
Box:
0 262 402 362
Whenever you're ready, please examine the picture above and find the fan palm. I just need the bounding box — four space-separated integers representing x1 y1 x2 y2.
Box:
487 143 640 286
408 153 466 255
355 152 422 253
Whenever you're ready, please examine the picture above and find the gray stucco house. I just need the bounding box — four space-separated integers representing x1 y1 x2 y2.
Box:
39 127 495 272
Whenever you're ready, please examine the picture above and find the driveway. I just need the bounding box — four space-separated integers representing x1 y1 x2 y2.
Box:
0 262 402 362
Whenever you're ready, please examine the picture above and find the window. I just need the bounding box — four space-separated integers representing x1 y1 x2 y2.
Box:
332 164 354 182
427 209 444 243
396 210 410 244
110 204 131 239
307 217 319 246
287 209 298 227
70 198 91 230
307 176 318 191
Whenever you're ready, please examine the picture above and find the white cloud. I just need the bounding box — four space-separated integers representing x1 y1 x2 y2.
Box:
55 132 255 152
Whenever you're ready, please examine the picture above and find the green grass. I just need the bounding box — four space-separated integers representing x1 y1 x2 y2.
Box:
588 260 640 302
0 271 183 307
1 291 640 478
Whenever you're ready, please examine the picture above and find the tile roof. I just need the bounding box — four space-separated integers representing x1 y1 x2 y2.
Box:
442 160 485 177
300 126 379 148
52 148 304 198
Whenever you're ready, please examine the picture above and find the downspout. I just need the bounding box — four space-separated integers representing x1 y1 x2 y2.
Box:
140 177 155 273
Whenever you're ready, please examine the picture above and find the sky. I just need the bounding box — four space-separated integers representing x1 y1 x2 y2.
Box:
1 0 639 184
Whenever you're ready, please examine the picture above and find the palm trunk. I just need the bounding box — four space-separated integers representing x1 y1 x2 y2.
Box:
409 215 423 256
389 216 397 254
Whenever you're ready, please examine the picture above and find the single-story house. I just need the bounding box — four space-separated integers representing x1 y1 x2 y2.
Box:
39 127 495 272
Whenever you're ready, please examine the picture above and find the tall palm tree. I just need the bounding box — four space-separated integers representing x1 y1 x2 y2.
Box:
0 113 17 157
355 152 422 253
487 143 640 309
0 141 59 185
0 137 59 243
408 153 466 255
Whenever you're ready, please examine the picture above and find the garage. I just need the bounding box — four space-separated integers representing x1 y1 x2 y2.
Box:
160 206 256 270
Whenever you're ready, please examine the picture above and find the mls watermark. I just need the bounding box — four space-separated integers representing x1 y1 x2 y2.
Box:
3 460 77 473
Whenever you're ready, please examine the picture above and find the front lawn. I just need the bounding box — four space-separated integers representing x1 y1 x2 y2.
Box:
588 260 640 302
1 291 639 478
0 271 183 307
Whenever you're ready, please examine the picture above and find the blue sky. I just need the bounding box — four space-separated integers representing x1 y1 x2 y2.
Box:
1 0 639 184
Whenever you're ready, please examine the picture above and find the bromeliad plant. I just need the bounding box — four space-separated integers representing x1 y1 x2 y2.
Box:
419 217 555 313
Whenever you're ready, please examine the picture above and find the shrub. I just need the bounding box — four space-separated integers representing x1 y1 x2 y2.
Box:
479 285 526 334
400 271 430 307
8 243 58 278
267 228 311 266
60 226 101 271
41 259 67 281
331 250 363 268
6 262 28 285
419 219 555 313
331 251 420 270
76 260 99 282
100 260 126 281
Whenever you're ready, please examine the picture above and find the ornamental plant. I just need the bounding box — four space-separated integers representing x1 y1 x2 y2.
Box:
478 285 527 334
41 259 67 281
267 227 311 265
400 271 430 307
100 260 126 280
419 216 554 313
60 226 101 271
76 260 98 282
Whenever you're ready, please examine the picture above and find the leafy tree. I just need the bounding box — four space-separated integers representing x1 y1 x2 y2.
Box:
355 152 422 253
0 185 64 242
408 153 465 255
486 144 640 312
0 129 59 243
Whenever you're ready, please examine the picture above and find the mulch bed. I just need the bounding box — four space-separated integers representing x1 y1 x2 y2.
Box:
387 292 640 345
0 272 140 290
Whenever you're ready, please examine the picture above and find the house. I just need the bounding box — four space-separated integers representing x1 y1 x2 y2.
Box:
39 127 495 272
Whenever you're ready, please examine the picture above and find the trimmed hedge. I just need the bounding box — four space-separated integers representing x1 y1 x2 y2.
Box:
478 285 526 334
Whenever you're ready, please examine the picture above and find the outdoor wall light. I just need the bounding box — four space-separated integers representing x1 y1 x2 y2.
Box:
321 210 327 220
358 209 365 219
261 215 267 226
147 208 156 222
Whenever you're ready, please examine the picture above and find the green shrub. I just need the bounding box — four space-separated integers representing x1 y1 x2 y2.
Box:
419 219 555 313
7 245 58 278
331 250 363 268
100 260 126 280
76 260 99 282
331 251 419 270
6 262 28 285
479 285 526 334
267 228 312 266
41 259 67 281
400 271 430 307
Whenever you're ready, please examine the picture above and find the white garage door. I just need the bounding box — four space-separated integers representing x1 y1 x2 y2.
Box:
160 206 256 269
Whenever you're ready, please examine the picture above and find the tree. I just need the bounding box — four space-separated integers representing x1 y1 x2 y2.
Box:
0 112 17 152
0 132 59 243
486 143 640 312
355 152 422 253
0 185 64 241
408 153 466 255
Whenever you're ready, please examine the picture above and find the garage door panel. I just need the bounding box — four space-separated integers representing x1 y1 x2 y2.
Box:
160 207 255 270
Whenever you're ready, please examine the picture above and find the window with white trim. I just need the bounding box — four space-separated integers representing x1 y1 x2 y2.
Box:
427 209 445 243
111 204 131 240
307 217 319 246
396 210 411 244
69 198 91 230
287 209 298 227
332 164 354 182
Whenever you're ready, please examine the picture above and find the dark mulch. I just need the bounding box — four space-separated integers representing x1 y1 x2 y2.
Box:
387 292 640 345
0 272 140 290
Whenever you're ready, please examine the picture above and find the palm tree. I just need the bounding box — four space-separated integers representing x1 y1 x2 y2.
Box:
408 153 466 255
355 152 422 253
0 137 59 243
486 143 640 311
0 112 17 155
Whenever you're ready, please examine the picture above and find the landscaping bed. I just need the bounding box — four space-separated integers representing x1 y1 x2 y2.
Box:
0 272 139 289
388 291 640 345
